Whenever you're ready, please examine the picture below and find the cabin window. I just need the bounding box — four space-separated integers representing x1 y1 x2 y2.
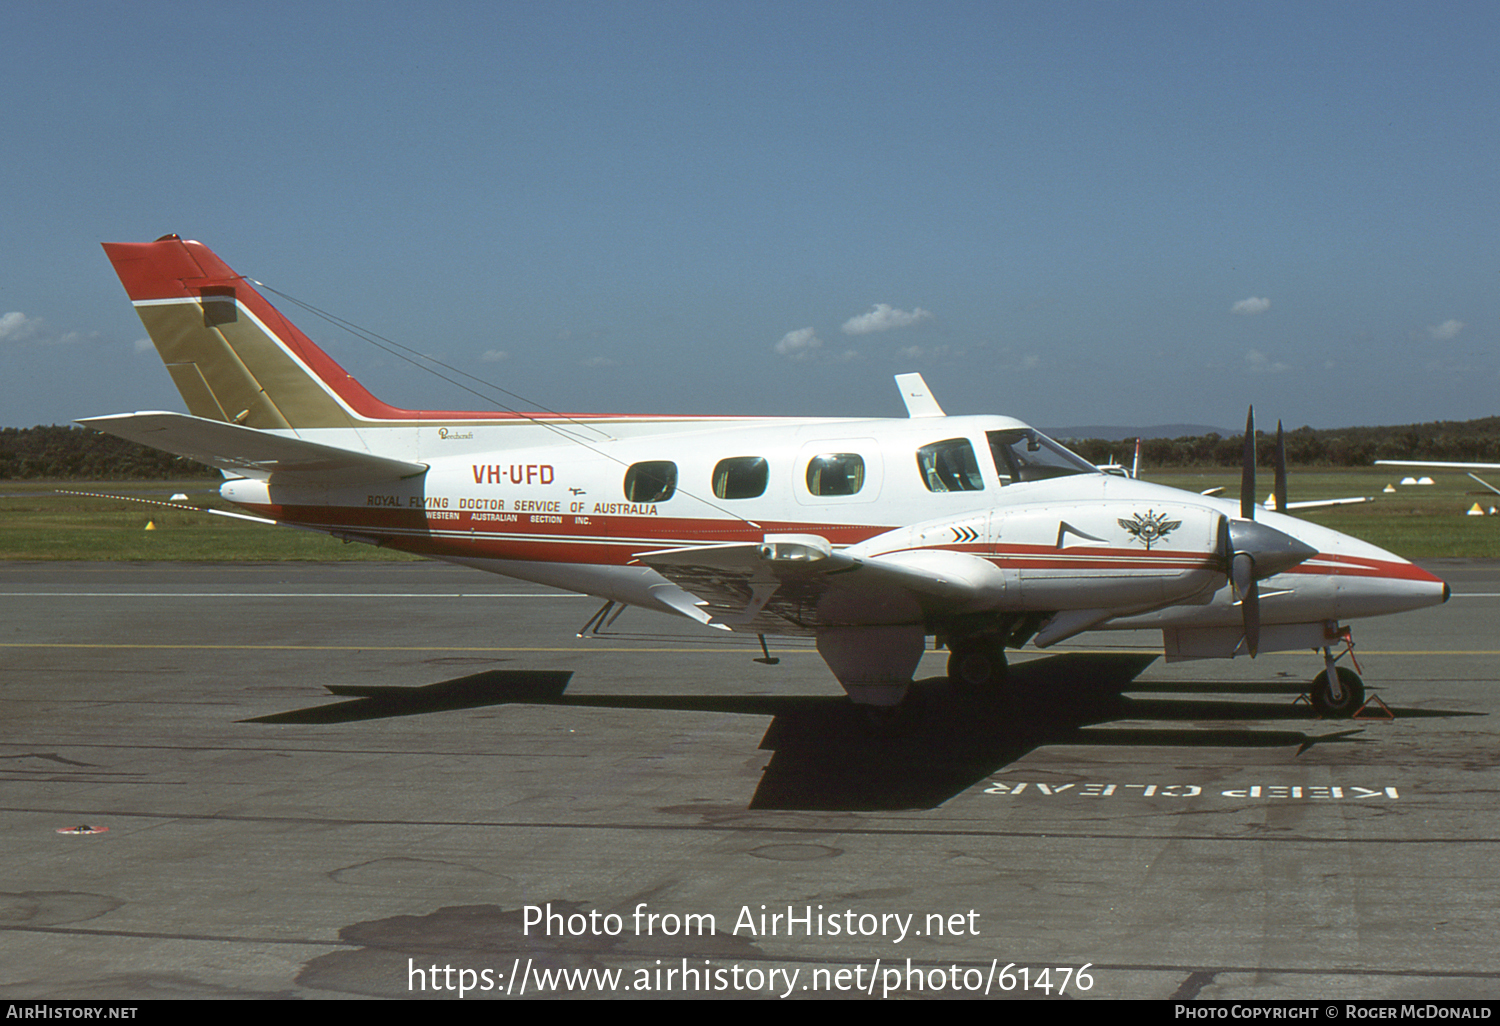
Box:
805 453 865 496
713 457 769 499
623 461 677 502
916 438 985 492
986 429 1097 484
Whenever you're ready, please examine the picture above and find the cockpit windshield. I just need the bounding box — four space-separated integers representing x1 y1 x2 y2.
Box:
986 429 1099 484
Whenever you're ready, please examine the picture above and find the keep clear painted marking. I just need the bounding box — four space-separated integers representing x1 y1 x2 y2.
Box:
983 782 1401 801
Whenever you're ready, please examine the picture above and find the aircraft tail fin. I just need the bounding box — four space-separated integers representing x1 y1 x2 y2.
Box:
102 235 413 430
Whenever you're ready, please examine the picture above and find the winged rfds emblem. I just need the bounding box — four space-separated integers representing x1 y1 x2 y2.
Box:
1117 510 1182 549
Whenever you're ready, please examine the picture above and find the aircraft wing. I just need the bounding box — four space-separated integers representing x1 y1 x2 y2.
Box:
1268 495 1372 511
1376 460 1500 471
77 411 427 483
634 536 1007 635
1375 459 1500 496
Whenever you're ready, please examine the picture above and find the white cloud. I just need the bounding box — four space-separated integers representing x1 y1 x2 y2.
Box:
479 349 509 363
1020 354 1041 370
774 326 823 359
1427 319 1465 341
898 344 955 362
133 337 155 354
0 311 41 342
841 303 932 335
0 312 95 347
1245 349 1290 374
1231 297 1271 316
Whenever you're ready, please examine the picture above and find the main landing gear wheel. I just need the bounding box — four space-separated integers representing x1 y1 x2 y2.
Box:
1310 666 1365 718
947 641 1008 687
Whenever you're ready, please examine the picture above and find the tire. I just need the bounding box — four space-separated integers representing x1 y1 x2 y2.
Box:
947 642 1008 687
1310 666 1365 717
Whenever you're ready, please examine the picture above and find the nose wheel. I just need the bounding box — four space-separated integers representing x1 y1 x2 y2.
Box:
1310 665 1366 717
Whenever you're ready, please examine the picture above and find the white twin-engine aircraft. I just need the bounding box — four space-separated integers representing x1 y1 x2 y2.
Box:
87 236 1448 722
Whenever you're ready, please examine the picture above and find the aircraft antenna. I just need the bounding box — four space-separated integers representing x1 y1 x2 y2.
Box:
250 280 617 445
250 279 765 529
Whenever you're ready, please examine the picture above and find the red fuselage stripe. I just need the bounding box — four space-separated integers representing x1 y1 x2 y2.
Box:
241 502 1438 583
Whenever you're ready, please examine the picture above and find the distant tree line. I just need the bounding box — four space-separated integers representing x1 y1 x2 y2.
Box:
0 425 215 480
4 415 1499 480
1063 416 1500 469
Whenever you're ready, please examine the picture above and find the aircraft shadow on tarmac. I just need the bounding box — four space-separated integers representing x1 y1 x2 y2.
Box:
243 652 1481 811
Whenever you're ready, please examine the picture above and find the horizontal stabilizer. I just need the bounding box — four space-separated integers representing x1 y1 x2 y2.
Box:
77 411 427 482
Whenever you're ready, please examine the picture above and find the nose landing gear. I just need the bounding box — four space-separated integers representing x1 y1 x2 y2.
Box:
1308 627 1368 718
1310 664 1366 717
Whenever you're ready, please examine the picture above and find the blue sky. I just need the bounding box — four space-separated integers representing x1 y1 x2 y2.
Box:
3 0 1495 432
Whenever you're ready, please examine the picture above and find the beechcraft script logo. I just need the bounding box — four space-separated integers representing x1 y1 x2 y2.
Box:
1117 510 1181 549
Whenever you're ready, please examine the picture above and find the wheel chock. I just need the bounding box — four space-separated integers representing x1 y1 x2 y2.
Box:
1293 691 1391 721
1353 694 1395 721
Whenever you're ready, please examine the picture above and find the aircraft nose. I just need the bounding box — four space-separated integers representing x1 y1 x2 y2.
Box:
1334 556 1449 618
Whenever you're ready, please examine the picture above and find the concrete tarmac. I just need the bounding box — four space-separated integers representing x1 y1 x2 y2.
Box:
0 559 1495 1001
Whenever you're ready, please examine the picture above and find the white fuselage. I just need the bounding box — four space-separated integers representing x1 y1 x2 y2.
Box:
217 411 1447 657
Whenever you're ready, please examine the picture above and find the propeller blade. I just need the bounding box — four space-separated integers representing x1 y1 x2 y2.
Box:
1224 552 1260 657
1243 578 1261 657
1224 518 1317 659
1230 550 1261 655
1231 550 1255 601
1241 406 1256 520
1217 514 1233 580
1273 420 1288 514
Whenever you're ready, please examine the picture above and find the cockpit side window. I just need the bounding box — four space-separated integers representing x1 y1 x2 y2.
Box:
916 438 985 492
623 461 677 502
986 429 1097 484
